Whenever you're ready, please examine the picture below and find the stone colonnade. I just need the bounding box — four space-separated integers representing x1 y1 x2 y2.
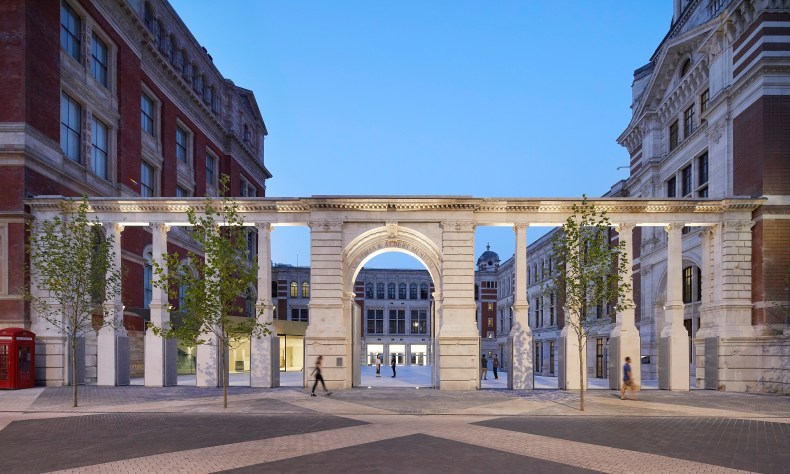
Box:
26 197 760 391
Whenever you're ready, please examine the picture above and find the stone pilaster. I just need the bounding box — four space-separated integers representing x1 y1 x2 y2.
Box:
508 223 533 390
609 223 640 390
145 223 176 387
251 222 278 388
97 222 129 386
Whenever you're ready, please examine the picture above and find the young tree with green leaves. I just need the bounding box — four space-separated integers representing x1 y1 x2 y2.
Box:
543 196 632 411
26 197 122 407
150 178 270 408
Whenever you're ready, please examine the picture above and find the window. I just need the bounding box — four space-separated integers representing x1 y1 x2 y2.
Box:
180 49 189 78
91 117 108 179
141 93 154 135
366 283 374 299
246 228 256 262
140 161 154 197
549 293 556 326
409 283 417 299
388 283 395 299
205 153 216 188
549 340 555 374
143 2 154 31
290 282 298 298
61 1 81 61
682 266 694 303
684 104 695 137
669 120 679 151
680 58 691 77
389 309 405 334
143 249 153 309
176 126 188 163
243 124 251 143
154 20 164 51
91 33 108 87
420 283 429 300
376 283 385 299
667 176 677 198
411 309 427 334
700 89 710 114
192 64 200 91
301 282 309 298
173 47 183 72
60 92 81 162
681 165 692 196
487 302 493 311
240 178 256 197
487 317 493 328
291 308 308 322
398 283 407 299
367 309 384 334
697 152 709 197
176 186 188 197
165 34 174 60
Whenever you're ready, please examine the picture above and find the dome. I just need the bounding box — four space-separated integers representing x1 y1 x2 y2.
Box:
476 244 500 270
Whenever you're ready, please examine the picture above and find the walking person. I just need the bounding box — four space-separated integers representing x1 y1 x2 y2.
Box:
390 353 397 377
481 354 488 380
620 356 635 400
375 353 381 377
492 354 499 380
310 355 332 397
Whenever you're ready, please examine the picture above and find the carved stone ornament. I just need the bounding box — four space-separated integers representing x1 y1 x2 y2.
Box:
254 222 273 233
664 222 685 233
309 220 342 232
706 116 728 144
386 222 398 239
442 220 476 232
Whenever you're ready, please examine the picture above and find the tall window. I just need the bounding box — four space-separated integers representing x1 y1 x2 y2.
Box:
409 283 417 299
140 161 154 197
240 178 256 197
290 281 298 298
143 249 153 309
420 283 429 300
91 117 108 179
398 283 407 299
667 176 677 198
91 33 108 87
141 93 154 135
681 165 692 196
549 340 555 374
205 153 216 188
60 93 81 162
700 89 710 114
411 309 427 334
301 282 309 298
366 309 383 334
61 1 81 61
697 152 709 197
669 120 679 151
684 104 695 137
376 283 384 299
176 126 188 163
388 283 395 299
682 266 694 303
365 283 374 299
389 309 405 334
549 293 556 326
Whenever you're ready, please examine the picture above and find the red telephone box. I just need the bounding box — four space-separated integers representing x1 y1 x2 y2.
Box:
0 328 36 389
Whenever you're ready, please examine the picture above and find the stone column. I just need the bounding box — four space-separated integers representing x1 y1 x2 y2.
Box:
437 220 479 390
98 223 129 386
251 223 278 388
305 220 347 389
659 223 689 390
508 223 533 389
197 240 219 388
608 223 640 390
145 223 176 386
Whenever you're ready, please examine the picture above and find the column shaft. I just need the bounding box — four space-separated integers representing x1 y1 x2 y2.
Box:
145 223 175 387
509 223 533 389
660 223 689 390
251 223 278 388
609 223 640 390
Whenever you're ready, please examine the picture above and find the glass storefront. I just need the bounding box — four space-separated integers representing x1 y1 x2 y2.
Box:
389 344 406 365
367 344 384 365
279 335 304 372
410 344 427 366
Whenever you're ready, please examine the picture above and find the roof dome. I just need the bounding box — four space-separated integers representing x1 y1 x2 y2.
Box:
477 244 500 270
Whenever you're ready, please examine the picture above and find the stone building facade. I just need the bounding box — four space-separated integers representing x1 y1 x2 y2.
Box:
0 0 270 384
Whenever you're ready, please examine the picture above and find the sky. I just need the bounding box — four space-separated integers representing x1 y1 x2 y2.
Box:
170 0 672 269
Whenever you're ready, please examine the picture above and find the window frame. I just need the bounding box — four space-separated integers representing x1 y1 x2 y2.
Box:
61 1 82 62
669 120 679 151
205 150 219 194
90 32 108 87
141 92 155 136
140 160 156 197
60 91 82 163
91 116 108 179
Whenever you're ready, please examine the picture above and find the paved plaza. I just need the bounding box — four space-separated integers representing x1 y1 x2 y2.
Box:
0 367 788 473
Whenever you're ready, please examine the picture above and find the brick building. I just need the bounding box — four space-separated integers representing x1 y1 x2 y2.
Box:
0 0 270 382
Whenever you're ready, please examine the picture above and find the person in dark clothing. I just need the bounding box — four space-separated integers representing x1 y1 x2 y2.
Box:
492 354 499 380
311 355 331 397
391 353 397 377
481 355 488 380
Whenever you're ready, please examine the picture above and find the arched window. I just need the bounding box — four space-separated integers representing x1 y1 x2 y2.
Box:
192 64 200 91
173 46 183 72
143 248 153 309
409 283 417 299
290 281 298 298
376 282 385 299
398 283 406 299
301 282 309 298
366 283 374 299
155 20 164 51
388 283 396 299
165 34 174 60
243 124 251 143
182 50 191 80
680 58 692 77
202 77 210 103
420 283 428 300
210 86 219 113
143 2 154 31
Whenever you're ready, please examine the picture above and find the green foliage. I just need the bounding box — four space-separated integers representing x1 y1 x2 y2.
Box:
149 176 270 406
25 197 122 406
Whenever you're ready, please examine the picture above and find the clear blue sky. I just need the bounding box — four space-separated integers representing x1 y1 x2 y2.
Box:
170 0 672 269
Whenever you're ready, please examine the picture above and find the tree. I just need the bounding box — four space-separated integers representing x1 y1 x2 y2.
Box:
26 197 122 407
150 179 270 408
543 196 632 411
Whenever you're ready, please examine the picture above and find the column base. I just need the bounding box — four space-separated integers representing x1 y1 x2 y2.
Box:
436 336 479 390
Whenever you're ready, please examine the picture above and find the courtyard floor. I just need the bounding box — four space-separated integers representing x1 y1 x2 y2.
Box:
1 366 788 473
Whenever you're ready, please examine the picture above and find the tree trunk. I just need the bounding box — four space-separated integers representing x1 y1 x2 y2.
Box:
221 336 228 409
578 334 584 412
71 334 78 408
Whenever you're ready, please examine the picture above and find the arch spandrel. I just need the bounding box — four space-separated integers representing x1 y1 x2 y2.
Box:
341 224 443 292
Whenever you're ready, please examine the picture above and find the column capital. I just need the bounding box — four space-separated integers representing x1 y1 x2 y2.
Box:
513 222 529 232
254 222 274 233
664 222 684 233
615 222 635 234
150 222 171 233
102 222 125 234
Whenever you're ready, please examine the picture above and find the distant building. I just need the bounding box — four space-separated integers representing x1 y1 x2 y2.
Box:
0 0 271 382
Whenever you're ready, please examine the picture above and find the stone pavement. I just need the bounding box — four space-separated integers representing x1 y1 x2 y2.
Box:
0 369 788 473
